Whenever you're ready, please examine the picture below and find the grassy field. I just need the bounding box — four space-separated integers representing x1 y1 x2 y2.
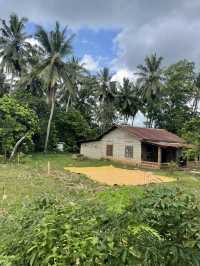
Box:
1 153 200 265
0 153 200 214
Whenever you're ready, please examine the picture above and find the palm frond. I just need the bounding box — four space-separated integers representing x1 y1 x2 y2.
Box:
35 25 52 54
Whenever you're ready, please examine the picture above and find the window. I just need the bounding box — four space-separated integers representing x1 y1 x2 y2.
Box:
125 145 133 158
106 144 113 156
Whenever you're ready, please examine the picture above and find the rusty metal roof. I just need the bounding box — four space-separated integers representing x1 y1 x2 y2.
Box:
80 125 186 145
144 141 191 148
121 126 185 143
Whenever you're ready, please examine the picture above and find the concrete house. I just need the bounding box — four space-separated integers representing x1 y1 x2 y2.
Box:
80 125 188 168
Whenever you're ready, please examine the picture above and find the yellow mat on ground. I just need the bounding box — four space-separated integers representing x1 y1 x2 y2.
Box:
64 165 174 186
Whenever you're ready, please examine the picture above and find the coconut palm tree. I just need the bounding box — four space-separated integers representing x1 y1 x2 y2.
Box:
97 67 117 132
32 22 74 152
135 53 164 128
60 57 88 112
117 78 140 123
192 73 200 115
136 53 164 100
0 13 31 78
0 70 10 97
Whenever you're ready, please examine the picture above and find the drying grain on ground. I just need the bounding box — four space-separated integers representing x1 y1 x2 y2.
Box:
64 165 174 186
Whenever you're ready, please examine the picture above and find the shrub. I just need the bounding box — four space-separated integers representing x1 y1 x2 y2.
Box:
133 187 200 265
0 96 38 158
1 188 200 265
0 196 161 266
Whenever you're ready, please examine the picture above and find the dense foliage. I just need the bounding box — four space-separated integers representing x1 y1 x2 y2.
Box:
0 13 199 156
0 96 38 158
0 187 200 265
181 117 200 158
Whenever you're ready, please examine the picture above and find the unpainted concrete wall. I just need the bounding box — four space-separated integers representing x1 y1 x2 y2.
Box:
80 128 141 163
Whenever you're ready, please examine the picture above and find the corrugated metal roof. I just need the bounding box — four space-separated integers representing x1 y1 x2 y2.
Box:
121 126 185 143
80 125 186 145
144 141 190 148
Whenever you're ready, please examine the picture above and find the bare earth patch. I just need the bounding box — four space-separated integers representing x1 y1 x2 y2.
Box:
64 165 174 186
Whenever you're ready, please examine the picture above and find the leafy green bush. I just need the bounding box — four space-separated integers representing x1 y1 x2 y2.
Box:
133 187 200 265
0 196 161 265
1 188 200 265
0 96 39 158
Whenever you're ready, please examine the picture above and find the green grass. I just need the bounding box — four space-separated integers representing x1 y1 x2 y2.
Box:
0 153 200 214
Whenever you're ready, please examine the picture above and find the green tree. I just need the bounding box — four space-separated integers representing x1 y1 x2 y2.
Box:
136 53 164 127
55 109 96 152
0 13 31 78
30 22 74 152
59 57 88 112
117 78 140 124
97 67 116 132
71 76 98 127
0 70 10 97
136 53 164 99
192 73 200 115
0 96 38 159
154 60 195 133
181 117 200 159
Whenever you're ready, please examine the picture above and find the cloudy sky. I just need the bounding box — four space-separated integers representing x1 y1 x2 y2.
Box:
1 0 200 81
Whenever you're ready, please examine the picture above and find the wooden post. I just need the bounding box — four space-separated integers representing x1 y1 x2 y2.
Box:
158 147 162 168
17 153 20 165
47 161 50 175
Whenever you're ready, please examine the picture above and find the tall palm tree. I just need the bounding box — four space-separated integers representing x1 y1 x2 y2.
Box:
136 53 164 100
97 67 113 101
117 78 140 123
97 67 116 132
192 73 200 115
0 69 10 97
0 13 31 78
60 57 88 112
32 22 74 152
136 53 164 128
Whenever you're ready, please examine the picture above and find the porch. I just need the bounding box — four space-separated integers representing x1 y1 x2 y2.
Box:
141 142 182 169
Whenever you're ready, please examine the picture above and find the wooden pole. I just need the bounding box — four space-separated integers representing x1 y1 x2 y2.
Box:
17 153 20 165
48 161 50 175
158 147 162 168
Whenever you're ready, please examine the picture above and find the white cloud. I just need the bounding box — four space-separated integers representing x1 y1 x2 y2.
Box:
26 37 41 47
133 111 146 127
1 0 200 71
113 15 200 70
80 54 99 71
111 68 135 84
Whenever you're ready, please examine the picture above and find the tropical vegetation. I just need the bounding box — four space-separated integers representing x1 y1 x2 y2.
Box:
0 13 200 266
0 13 199 157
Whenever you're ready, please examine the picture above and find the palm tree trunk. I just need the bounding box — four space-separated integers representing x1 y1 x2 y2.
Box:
44 96 55 153
66 95 71 113
193 97 199 114
9 134 27 160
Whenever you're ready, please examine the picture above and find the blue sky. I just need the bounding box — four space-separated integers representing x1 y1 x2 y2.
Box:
26 22 120 72
2 0 200 75
73 28 120 68
2 0 200 126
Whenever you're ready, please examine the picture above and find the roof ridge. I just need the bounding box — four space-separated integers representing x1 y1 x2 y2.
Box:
122 125 170 131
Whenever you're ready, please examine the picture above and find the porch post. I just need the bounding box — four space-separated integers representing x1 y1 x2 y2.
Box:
158 146 162 166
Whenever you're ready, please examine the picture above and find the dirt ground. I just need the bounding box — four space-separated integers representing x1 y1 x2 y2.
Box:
64 165 174 186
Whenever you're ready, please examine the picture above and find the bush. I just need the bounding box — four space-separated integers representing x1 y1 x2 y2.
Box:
1 188 200 265
0 196 161 265
0 96 38 158
133 187 200 265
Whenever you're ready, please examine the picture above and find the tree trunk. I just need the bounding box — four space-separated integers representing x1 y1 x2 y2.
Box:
44 96 55 153
66 95 71 113
9 135 27 160
193 97 199 114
